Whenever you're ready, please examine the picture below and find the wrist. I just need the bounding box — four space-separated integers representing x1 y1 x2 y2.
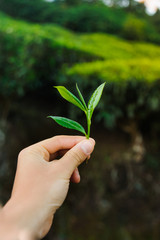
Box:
0 199 36 240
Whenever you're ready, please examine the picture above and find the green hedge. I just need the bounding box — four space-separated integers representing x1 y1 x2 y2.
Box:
0 12 98 98
64 35 160 128
0 12 160 129
67 59 160 83
122 14 160 43
66 59 160 128
0 1 159 43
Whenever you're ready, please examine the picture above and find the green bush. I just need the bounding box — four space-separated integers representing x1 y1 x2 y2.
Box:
62 5 126 34
0 1 126 33
66 57 160 128
0 0 126 31
0 12 160 130
0 1 159 44
67 59 160 83
122 15 160 43
122 15 149 41
0 12 98 98
64 33 160 127
0 0 48 22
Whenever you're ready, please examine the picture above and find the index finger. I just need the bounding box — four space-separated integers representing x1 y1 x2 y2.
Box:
21 136 86 162
40 135 86 153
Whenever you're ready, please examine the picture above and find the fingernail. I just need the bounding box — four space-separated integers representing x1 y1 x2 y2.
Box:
89 138 96 145
80 140 93 155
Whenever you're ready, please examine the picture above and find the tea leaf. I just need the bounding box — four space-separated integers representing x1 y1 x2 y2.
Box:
76 84 87 110
88 83 105 117
55 86 85 111
48 116 86 135
50 83 105 139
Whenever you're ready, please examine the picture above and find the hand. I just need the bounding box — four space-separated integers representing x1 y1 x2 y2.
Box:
0 135 95 239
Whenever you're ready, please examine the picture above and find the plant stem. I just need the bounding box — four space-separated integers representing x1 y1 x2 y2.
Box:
85 114 91 163
87 117 91 139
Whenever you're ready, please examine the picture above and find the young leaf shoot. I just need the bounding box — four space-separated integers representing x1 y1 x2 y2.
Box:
48 83 105 139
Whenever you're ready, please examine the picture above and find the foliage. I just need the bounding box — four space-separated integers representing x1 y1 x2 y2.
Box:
151 10 160 34
49 83 105 138
0 1 126 34
0 12 160 129
61 4 126 34
67 59 160 83
0 12 97 98
63 33 160 128
0 1 159 43
0 0 48 22
66 59 160 128
122 14 160 43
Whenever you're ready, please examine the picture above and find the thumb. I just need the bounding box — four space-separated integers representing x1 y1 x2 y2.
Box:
58 139 95 177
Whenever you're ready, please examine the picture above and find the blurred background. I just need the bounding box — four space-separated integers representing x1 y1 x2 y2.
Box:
0 0 160 239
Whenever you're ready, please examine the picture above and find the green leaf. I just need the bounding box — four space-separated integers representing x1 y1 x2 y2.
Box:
55 86 85 111
76 84 87 110
48 116 86 135
88 83 105 117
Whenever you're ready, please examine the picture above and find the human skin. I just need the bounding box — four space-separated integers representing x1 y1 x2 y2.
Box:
0 135 95 240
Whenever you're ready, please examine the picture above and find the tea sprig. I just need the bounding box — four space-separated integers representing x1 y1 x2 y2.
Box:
48 83 105 139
